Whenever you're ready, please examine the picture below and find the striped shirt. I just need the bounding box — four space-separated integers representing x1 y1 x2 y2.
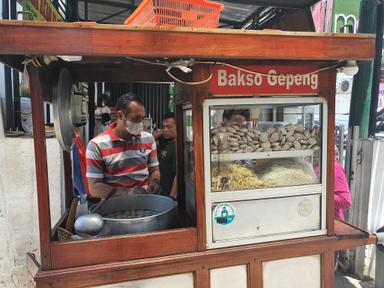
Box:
86 122 159 188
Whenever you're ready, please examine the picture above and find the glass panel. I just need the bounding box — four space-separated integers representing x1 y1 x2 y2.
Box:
183 109 194 181
209 103 322 192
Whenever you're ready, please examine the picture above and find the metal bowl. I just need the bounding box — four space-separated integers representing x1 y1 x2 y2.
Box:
97 194 177 235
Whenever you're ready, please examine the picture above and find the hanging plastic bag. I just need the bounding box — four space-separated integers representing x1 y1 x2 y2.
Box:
20 64 30 97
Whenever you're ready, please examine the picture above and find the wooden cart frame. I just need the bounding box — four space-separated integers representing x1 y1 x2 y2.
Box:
0 20 378 288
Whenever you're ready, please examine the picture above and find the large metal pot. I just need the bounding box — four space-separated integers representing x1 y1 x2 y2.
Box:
96 194 177 235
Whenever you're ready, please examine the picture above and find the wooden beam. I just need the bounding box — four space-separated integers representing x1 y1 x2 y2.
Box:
33 233 374 288
28 66 53 270
50 227 198 269
0 21 376 61
335 219 370 239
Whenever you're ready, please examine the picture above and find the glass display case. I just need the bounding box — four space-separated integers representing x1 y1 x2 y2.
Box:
203 97 328 249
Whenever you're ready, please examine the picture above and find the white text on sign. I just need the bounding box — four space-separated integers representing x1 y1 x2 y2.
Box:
217 69 319 90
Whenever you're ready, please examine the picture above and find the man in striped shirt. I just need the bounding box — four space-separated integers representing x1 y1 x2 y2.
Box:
86 93 161 199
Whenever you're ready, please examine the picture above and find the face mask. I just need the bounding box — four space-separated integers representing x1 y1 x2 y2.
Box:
126 120 143 135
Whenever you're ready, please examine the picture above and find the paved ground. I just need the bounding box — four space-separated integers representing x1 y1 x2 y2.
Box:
335 271 375 288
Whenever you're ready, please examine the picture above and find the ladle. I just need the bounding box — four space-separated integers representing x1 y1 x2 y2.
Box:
74 188 116 236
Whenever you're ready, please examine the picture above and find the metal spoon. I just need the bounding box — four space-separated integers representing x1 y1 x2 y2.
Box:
74 213 104 236
74 188 117 236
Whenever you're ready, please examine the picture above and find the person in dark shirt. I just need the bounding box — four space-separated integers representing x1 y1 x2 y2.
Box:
156 112 177 198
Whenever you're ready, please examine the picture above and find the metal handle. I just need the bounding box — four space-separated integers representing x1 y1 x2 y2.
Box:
90 188 117 213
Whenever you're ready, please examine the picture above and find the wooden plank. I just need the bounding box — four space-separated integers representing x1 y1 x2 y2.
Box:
50 228 198 269
28 66 52 270
0 21 375 60
191 65 211 251
33 234 377 288
37 261 200 288
335 219 370 239
333 235 377 250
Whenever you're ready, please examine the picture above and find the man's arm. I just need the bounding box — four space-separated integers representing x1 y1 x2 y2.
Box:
88 178 129 199
147 134 161 193
148 166 160 183
147 166 161 194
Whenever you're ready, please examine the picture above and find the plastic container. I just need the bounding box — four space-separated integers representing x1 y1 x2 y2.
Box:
124 0 224 28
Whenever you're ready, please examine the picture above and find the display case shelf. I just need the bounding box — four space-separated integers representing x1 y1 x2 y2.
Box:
211 149 315 162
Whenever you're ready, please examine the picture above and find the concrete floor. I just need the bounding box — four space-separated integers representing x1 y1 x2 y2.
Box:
335 271 374 288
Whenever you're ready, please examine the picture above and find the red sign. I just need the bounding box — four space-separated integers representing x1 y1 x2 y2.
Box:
210 65 321 96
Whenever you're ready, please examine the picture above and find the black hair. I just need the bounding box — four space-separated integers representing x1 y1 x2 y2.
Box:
116 93 144 116
222 109 250 122
163 112 175 120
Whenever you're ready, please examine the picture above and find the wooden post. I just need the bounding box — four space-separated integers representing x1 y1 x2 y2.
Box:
88 82 95 140
191 64 211 251
248 260 261 288
324 69 337 236
175 103 186 211
195 268 210 288
28 66 52 270
322 251 335 288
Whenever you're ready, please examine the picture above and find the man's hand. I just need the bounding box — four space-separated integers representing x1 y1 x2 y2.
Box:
130 186 148 195
114 187 134 197
147 179 161 194
152 129 163 141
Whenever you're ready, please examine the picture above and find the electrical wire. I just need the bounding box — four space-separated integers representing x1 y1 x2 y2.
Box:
126 56 340 85
165 68 212 85
22 57 43 67
126 56 213 85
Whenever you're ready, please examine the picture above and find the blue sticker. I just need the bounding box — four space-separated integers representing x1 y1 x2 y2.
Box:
213 203 236 225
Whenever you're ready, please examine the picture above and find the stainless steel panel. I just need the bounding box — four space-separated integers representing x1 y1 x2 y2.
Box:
212 194 321 242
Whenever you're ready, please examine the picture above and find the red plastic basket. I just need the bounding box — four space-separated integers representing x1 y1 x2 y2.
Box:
124 0 224 28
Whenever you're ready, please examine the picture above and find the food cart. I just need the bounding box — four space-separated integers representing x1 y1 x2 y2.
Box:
0 20 378 287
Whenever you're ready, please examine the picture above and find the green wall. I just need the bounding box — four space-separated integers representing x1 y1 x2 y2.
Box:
333 0 360 16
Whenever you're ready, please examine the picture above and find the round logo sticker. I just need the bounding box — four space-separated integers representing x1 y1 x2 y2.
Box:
213 203 236 225
297 198 313 217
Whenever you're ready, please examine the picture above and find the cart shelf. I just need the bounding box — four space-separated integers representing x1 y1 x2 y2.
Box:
211 149 315 162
